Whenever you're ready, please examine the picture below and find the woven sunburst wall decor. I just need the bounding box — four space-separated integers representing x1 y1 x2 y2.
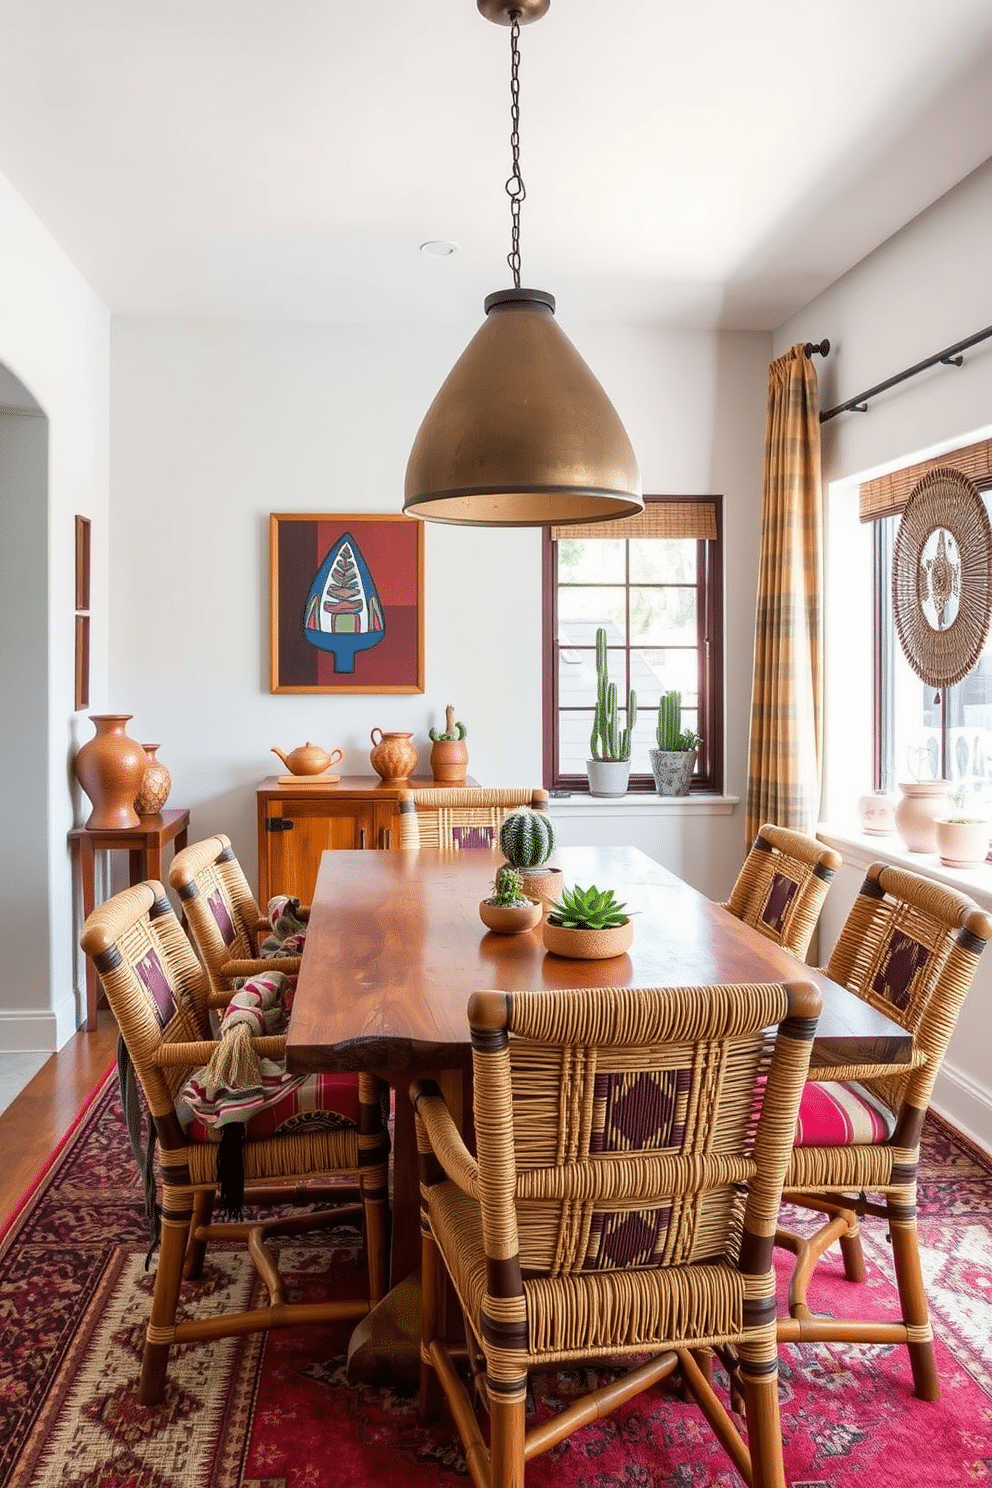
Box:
892 465 992 689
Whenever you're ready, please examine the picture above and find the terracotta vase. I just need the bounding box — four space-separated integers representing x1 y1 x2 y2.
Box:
134 743 172 816
74 714 147 829
894 780 950 853
369 728 418 785
542 917 634 960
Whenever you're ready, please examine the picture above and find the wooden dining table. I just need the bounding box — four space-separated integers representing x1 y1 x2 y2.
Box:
286 843 913 1381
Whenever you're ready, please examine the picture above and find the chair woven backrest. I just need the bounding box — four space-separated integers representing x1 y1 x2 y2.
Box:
467 982 818 1286
170 835 266 997
724 823 842 960
398 787 549 850
80 880 213 1142
823 861 992 1118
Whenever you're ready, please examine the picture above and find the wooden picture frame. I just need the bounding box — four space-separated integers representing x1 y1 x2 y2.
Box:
269 512 424 694
74 515 91 710
75 515 91 611
74 615 90 711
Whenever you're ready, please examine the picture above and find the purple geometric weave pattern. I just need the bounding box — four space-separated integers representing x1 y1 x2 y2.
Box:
584 1206 674 1270
451 825 496 849
591 1069 690 1153
207 887 237 947
761 871 798 933
870 929 930 1012
134 946 175 1028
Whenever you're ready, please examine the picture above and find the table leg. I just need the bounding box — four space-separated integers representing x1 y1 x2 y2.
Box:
75 836 99 1032
346 1066 468 1385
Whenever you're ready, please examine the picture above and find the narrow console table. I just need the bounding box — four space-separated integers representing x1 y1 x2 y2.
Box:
69 808 190 1031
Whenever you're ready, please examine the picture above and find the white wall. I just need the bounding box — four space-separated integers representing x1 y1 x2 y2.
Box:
0 169 110 1050
109 319 770 905
775 155 992 1149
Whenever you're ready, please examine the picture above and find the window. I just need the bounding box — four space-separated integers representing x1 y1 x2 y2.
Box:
869 438 992 818
542 496 723 793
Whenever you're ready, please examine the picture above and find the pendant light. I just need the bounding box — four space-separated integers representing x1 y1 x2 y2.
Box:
403 0 642 528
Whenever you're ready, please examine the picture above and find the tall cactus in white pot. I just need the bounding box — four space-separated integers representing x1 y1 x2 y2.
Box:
586 627 637 797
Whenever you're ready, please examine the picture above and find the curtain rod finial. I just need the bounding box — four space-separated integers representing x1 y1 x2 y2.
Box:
804 339 830 359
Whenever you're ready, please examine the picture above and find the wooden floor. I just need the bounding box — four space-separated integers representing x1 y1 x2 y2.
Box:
0 1010 119 1228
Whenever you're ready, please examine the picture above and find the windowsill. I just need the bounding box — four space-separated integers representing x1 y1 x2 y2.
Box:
818 822 992 912
549 793 739 815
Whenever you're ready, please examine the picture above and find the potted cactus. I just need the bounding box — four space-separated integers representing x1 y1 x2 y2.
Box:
586 627 637 797
479 865 543 935
542 882 634 959
499 806 563 909
428 704 468 785
649 690 702 796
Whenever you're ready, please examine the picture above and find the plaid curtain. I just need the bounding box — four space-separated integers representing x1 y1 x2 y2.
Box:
745 344 823 843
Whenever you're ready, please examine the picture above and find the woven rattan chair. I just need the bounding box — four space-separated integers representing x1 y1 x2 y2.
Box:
81 880 390 1406
778 861 992 1400
397 786 549 850
170 834 304 1007
412 978 820 1488
723 823 842 961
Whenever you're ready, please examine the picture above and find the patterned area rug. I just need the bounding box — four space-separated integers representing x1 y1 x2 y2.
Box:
2 1076 991 1487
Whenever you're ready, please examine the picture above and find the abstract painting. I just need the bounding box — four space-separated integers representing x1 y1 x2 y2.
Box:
269 513 424 693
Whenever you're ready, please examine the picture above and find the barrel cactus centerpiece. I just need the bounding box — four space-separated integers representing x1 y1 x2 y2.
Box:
498 807 562 911
650 689 702 796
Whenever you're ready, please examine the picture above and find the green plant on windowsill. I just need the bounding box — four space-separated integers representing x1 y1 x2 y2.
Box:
589 628 637 763
655 689 703 753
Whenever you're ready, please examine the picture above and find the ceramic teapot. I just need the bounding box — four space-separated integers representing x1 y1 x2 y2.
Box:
271 742 344 776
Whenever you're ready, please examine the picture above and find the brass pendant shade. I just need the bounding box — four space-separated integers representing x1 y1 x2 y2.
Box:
403 289 643 527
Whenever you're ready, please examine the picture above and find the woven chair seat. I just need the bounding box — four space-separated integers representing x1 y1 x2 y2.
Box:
794 1079 896 1148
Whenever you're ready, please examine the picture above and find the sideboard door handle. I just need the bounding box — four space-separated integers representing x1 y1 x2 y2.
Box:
265 818 294 833
359 827 367 850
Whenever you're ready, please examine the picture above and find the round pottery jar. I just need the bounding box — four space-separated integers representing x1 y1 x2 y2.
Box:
74 714 147 830
369 728 418 785
856 790 897 837
134 743 172 816
479 898 543 935
543 917 634 960
894 780 950 853
430 737 469 786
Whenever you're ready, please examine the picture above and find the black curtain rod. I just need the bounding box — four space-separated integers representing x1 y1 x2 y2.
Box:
819 323 992 424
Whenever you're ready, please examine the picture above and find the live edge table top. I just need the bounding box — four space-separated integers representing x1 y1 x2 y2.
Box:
286 844 912 1078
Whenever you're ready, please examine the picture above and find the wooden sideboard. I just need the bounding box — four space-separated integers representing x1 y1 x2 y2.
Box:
256 775 477 903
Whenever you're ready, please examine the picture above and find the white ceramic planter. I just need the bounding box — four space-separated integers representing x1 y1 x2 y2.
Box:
586 759 630 798
934 817 990 868
894 780 950 852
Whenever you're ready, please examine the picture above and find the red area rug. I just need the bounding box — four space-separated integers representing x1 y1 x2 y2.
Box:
2 1075 991 1487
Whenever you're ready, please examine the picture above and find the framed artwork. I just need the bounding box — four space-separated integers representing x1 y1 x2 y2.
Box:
269 512 424 694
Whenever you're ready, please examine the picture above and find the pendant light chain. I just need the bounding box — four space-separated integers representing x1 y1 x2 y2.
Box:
505 10 525 288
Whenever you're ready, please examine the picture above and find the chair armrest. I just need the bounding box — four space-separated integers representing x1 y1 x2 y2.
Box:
411 1082 479 1198
154 1034 287 1068
220 955 302 977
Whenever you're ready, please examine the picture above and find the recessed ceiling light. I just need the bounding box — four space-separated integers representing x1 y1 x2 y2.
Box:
420 240 459 257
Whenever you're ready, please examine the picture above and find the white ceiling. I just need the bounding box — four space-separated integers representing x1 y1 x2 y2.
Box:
1 0 991 330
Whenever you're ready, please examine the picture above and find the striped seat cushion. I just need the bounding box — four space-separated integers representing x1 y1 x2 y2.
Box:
795 1079 897 1147
184 1070 361 1144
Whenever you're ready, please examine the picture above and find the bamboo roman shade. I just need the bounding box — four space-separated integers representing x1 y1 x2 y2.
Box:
551 499 718 542
858 437 992 522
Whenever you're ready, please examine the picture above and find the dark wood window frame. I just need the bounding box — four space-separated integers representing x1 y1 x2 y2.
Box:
541 495 724 794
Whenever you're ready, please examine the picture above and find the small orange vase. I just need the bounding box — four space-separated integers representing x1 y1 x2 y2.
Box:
369 729 418 785
74 714 147 829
